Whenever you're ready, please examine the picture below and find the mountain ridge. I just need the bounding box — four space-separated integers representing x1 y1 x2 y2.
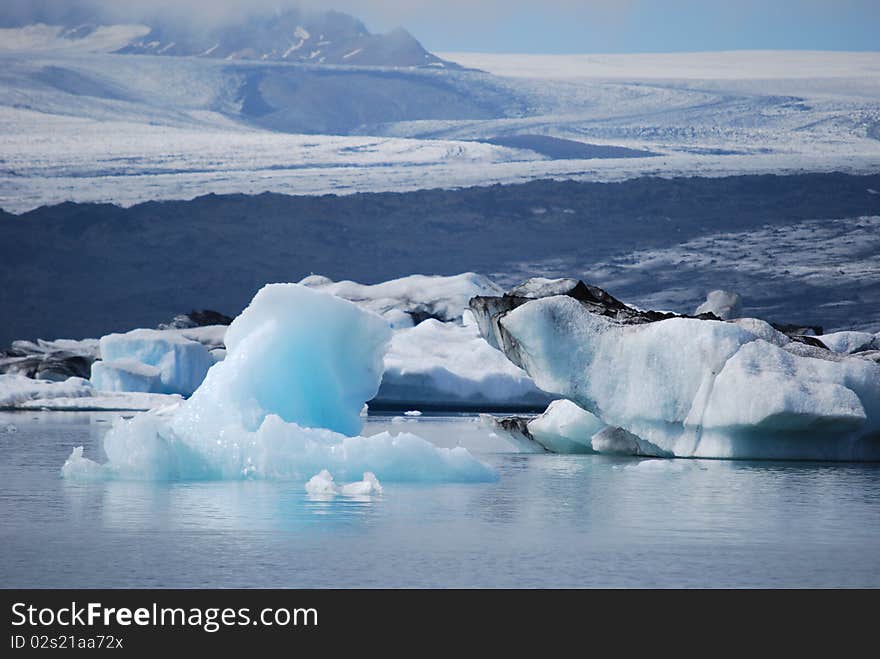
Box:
1 7 456 68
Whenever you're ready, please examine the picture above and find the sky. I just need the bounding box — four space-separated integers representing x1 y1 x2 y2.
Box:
351 0 880 53
2 0 878 53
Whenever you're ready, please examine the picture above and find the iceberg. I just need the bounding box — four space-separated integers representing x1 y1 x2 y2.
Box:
63 283 496 482
305 470 383 496
490 398 671 456
817 331 878 355
1 373 94 408
0 373 180 411
490 399 602 453
695 290 742 320
7 273 545 411
90 358 162 393
0 337 99 381
300 272 503 327
93 329 215 396
377 317 552 410
472 279 880 460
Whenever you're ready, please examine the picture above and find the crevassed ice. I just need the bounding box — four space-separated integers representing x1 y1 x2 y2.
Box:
62 284 496 483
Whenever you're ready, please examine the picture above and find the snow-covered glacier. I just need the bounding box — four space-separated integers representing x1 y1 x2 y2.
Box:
471 279 880 460
62 284 496 482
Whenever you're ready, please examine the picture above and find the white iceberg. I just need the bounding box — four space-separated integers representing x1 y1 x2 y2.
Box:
524 399 604 453
1 373 94 408
90 358 163 393
490 398 670 456
377 318 552 410
695 290 742 320
0 373 181 411
299 272 503 327
495 295 880 460
13 273 546 412
305 469 383 496
93 328 215 396
63 283 496 482
817 331 878 355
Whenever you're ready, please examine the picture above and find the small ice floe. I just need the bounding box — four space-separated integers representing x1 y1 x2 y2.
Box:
404 410 422 417
5 424 17 433
305 469 383 497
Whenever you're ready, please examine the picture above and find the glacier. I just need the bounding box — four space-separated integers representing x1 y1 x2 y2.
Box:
472 279 880 460
62 283 496 482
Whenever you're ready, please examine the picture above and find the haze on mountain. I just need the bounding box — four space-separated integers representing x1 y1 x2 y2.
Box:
0 0 451 68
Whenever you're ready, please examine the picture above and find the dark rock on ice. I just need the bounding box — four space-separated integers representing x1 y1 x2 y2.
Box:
159 310 234 330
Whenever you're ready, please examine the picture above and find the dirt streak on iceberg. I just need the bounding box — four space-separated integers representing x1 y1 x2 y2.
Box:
62 284 496 483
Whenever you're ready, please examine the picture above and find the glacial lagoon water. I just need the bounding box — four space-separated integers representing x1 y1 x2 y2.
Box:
2 411 879 588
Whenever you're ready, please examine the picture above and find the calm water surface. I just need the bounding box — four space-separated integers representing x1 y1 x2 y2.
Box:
1 411 879 588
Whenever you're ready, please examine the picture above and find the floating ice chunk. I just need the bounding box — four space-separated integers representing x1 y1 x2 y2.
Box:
404 410 422 416
5 424 17 433
300 272 503 325
695 290 742 320
1 372 181 411
342 472 382 495
305 469 338 495
0 373 94 408
527 399 604 453
495 294 880 460
90 359 162 393
590 426 671 457
306 469 384 496
174 283 390 437
378 320 551 409
176 325 228 350
64 284 496 483
95 329 214 396
61 446 111 480
483 415 544 453
489 399 603 454
817 331 877 354
16 392 182 412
